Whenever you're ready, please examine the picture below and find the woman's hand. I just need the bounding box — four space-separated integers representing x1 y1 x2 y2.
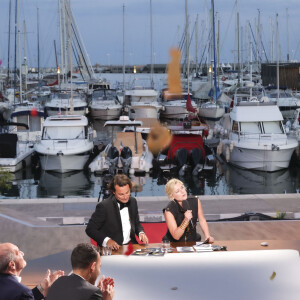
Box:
184 209 193 222
205 236 215 244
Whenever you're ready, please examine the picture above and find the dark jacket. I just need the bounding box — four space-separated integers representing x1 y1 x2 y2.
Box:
85 194 144 245
0 273 44 300
47 274 102 300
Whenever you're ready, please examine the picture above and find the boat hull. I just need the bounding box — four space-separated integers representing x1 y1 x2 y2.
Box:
198 107 225 121
38 153 91 173
0 151 33 172
90 107 121 120
223 143 296 172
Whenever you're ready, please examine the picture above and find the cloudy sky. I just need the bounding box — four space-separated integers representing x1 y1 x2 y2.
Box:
0 0 299 68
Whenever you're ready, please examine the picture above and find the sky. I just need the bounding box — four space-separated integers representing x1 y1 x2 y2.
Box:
0 0 300 69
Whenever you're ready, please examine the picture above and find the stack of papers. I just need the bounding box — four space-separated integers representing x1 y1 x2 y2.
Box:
132 248 164 256
176 246 195 252
193 244 213 252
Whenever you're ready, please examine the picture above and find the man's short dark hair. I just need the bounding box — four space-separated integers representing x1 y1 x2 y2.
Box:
108 174 132 193
71 243 98 270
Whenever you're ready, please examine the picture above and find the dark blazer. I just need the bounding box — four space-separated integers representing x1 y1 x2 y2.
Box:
47 274 102 300
0 273 44 300
85 194 144 246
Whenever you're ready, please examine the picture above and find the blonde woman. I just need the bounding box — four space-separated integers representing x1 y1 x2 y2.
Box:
163 178 214 243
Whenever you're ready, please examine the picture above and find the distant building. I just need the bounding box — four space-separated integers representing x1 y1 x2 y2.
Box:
261 62 300 90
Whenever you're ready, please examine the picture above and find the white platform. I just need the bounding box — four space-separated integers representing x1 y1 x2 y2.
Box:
100 250 300 300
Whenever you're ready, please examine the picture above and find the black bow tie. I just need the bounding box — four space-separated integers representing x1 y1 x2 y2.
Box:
117 200 129 210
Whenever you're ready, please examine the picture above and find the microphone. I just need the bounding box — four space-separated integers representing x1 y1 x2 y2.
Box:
182 200 193 227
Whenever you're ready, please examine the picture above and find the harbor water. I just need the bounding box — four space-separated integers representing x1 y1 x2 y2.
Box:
1 73 300 199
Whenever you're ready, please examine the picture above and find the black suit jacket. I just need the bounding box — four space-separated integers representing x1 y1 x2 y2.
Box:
0 273 44 300
86 194 144 245
47 274 102 300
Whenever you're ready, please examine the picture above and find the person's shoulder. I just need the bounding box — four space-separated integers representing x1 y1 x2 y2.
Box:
0 274 31 292
98 195 115 206
163 200 176 212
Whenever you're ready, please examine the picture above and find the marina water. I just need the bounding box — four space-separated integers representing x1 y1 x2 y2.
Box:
1 73 300 199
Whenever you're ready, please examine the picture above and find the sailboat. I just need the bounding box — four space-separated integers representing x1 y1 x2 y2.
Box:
197 0 225 121
124 0 163 120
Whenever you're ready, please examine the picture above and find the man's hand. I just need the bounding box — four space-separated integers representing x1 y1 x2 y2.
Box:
139 232 149 244
40 269 64 296
98 275 115 300
107 239 120 250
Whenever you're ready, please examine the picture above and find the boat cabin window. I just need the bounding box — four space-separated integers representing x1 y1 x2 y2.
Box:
262 121 284 134
43 126 85 140
240 122 261 134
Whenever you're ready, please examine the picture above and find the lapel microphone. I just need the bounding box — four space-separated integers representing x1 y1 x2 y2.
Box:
182 200 193 227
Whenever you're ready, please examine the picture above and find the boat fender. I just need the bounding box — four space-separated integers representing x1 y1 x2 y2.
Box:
229 142 234 152
217 142 223 155
225 145 230 162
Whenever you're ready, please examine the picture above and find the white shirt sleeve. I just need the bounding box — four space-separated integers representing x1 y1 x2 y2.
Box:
102 237 110 247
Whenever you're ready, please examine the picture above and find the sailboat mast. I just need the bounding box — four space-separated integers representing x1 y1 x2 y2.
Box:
211 0 217 100
13 0 17 104
122 4 125 92
185 0 190 94
37 7 40 93
276 13 279 101
150 0 154 87
17 0 22 103
67 0 73 114
286 8 290 62
23 20 27 94
7 0 12 87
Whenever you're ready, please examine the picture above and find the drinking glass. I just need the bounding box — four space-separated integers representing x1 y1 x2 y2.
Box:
102 246 112 256
162 239 170 252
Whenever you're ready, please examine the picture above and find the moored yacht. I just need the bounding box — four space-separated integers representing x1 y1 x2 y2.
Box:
45 90 88 117
0 123 35 172
124 78 163 119
89 88 122 120
219 88 298 172
34 115 95 173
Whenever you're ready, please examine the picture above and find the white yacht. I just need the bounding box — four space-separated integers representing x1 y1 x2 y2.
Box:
198 100 225 121
160 90 198 119
267 89 300 119
34 115 95 173
219 87 298 172
89 88 122 120
124 78 163 119
45 91 88 116
0 128 35 172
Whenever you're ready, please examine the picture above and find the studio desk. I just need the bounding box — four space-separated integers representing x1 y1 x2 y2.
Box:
99 240 300 300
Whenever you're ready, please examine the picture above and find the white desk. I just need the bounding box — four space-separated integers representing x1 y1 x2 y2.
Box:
101 250 300 300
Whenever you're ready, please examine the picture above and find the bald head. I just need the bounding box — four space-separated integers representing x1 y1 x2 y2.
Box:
0 243 26 275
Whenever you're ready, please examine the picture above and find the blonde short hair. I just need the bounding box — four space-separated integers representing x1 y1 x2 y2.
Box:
165 178 185 199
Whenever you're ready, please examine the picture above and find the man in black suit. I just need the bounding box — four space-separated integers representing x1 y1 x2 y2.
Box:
47 243 114 300
86 174 148 250
0 242 64 300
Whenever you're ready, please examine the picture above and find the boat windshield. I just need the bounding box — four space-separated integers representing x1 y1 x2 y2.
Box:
239 121 283 134
43 126 85 140
262 121 284 134
92 89 117 100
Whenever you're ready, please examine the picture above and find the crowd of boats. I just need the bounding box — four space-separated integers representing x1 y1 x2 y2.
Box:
1 68 300 180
